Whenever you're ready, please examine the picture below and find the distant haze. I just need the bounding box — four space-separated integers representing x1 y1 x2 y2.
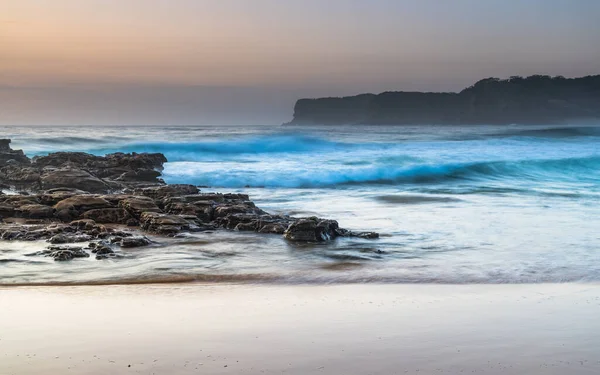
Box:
2 0 600 125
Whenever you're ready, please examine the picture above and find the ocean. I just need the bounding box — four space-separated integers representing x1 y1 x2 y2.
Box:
1 124 600 285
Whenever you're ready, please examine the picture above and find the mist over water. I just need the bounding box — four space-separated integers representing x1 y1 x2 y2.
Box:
2 124 600 285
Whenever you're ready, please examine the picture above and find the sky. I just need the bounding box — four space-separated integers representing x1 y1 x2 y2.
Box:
1 0 600 125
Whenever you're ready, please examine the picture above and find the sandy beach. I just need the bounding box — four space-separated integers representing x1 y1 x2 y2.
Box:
1 283 599 375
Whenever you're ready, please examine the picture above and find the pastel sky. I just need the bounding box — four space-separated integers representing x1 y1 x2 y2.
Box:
1 0 599 125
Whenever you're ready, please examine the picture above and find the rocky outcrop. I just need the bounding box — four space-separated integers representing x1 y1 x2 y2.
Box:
0 141 167 193
0 144 380 264
0 183 378 249
26 246 91 261
287 75 600 125
283 218 379 242
0 139 30 166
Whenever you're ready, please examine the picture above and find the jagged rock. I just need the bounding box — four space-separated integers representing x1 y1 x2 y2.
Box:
120 236 151 248
315 219 340 241
283 218 340 242
284 219 319 242
40 168 111 193
1 142 168 192
119 197 161 219
0 139 31 166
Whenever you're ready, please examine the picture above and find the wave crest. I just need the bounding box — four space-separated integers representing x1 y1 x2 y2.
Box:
164 156 600 188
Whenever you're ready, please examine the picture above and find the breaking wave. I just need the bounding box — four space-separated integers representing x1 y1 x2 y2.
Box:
163 156 600 188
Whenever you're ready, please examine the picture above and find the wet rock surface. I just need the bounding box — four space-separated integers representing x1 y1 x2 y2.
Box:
0 139 379 263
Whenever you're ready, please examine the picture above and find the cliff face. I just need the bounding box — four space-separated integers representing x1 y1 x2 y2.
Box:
288 75 600 125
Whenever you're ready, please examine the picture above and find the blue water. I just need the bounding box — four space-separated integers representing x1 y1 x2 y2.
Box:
1 124 600 284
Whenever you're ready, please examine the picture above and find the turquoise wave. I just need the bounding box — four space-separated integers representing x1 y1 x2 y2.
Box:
163 156 600 188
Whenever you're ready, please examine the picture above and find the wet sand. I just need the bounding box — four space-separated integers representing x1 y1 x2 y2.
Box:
1 283 600 374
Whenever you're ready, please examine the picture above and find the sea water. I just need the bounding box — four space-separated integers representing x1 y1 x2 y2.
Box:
1 124 599 284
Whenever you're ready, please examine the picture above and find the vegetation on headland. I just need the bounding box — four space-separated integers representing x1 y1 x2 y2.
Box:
288 75 600 125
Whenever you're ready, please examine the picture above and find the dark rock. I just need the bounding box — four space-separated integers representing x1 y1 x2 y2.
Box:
0 195 40 207
119 197 161 219
1 227 29 240
283 219 319 242
16 204 55 219
214 204 265 219
283 218 339 242
82 208 133 224
40 168 110 193
234 221 258 232
48 233 93 244
54 195 112 212
0 165 41 188
88 241 116 259
54 195 113 221
334 228 380 239
0 139 31 166
26 246 90 261
315 219 340 241
133 184 199 200
116 169 162 182
164 201 214 223
69 219 97 230
218 213 259 230
98 194 136 206
355 232 380 239
139 212 197 236
0 204 15 217
0 139 11 152
32 152 102 168
120 236 151 248
39 188 89 205
257 222 288 235
126 218 139 227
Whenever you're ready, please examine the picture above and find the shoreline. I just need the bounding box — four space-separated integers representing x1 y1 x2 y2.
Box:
2 283 600 375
